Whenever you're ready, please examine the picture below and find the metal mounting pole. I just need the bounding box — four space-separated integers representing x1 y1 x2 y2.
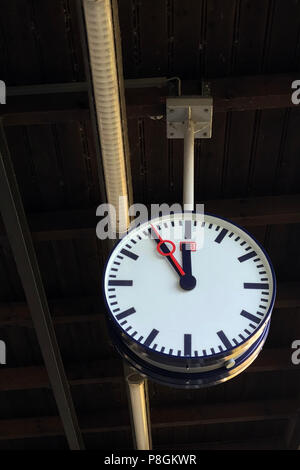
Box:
166 96 213 209
124 363 152 450
183 107 195 211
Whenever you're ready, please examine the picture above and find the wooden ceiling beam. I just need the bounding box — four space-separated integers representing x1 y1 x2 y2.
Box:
0 348 299 392
0 194 299 243
0 73 298 125
0 399 295 440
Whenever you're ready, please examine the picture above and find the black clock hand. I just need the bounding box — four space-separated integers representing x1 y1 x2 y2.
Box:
150 225 185 278
180 243 197 290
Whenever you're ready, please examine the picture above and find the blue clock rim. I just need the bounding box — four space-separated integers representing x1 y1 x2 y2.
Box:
108 319 270 388
102 211 277 362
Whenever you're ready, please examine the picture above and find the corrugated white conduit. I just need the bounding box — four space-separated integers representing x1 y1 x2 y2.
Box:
83 0 129 233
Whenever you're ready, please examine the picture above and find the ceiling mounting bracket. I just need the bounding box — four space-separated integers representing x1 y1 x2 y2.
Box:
166 96 213 210
166 96 213 139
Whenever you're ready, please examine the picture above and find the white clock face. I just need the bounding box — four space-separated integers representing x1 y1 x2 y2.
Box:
103 213 275 359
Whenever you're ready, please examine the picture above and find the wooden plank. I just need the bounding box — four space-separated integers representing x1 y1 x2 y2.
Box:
26 125 65 211
0 0 41 85
231 0 269 75
195 112 227 200
173 0 204 78
4 127 42 212
143 117 169 204
137 0 168 77
248 109 287 196
31 0 75 83
205 0 236 77
274 108 300 194
51 121 92 209
117 0 136 78
221 111 256 198
265 0 300 73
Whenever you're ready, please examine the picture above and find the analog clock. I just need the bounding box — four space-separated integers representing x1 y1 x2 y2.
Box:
103 213 276 388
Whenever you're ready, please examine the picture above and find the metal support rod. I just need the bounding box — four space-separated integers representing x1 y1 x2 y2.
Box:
125 365 152 450
0 124 84 450
183 107 195 211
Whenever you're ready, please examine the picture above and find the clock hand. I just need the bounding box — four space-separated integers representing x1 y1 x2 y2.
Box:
180 242 197 290
150 224 185 277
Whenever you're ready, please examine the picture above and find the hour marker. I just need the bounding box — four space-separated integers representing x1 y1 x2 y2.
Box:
238 251 257 263
240 309 261 324
184 220 192 239
215 228 228 244
116 307 136 320
184 334 192 356
108 280 133 286
244 283 269 290
217 330 232 349
120 248 139 260
144 329 159 347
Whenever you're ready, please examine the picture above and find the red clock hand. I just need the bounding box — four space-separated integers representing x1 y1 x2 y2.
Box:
150 224 185 277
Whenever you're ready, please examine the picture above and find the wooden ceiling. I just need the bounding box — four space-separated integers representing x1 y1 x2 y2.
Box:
0 0 300 449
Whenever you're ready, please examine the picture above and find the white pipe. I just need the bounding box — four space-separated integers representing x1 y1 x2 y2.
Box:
127 373 151 450
83 0 129 233
183 108 195 211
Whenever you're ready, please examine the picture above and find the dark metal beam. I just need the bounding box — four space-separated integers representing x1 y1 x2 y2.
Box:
0 123 84 450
